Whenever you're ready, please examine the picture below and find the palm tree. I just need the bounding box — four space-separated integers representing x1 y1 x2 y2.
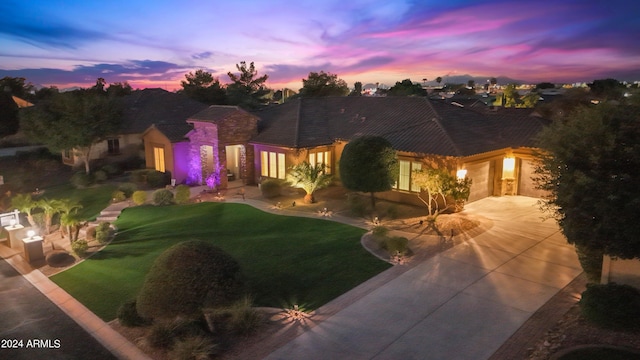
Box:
57 199 83 242
10 193 38 227
287 161 333 204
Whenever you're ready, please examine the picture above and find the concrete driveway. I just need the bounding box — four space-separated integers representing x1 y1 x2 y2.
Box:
264 196 583 360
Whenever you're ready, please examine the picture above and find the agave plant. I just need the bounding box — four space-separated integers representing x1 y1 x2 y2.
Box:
287 161 332 204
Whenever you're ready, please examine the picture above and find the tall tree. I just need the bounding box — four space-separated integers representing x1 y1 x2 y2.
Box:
20 88 122 174
349 81 363 96
435 76 442 85
588 78 625 100
339 136 398 209
107 82 133 97
535 102 640 279
0 76 34 100
180 69 227 105
387 79 426 96
299 71 349 97
0 92 19 137
226 61 270 109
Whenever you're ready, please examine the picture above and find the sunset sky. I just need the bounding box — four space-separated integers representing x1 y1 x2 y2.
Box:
1 0 639 91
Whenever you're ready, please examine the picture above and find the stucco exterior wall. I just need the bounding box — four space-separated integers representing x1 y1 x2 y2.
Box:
602 256 640 289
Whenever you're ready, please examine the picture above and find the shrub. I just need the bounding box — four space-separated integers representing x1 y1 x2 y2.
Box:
45 251 75 267
207 297 262 336
130 169 147 184
86 226 96 240
111 190 126 203
71 171 93 188
153 189 174 206
132 190 147 205
580 283 640 330
383 236 409 256
147 170 170 188
371 226 389 239
95 222 111 244
147 317 208 349
260 179 282 198
117 299 150 327
169 336 219 360
118 183 138 198
93 170 108 183
72 240 88 257
101 163 121 177
175 185 191 205
137 240 243 320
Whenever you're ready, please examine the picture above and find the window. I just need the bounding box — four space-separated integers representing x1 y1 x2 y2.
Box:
260 150 286 179
397 160 422 192
309 150 331 174
107 138 120 155
153 146 165 172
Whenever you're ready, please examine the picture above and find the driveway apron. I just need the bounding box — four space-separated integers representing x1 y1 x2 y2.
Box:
264 196 583 360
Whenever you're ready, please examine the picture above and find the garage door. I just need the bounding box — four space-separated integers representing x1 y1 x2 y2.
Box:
466 161 493 203
518 159 548 198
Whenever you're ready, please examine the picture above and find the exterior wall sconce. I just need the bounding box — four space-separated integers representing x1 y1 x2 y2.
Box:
502 157 516 195
502 157 516 179
456 169 467 180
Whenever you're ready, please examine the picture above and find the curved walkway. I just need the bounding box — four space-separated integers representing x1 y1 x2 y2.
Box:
262 196 583 360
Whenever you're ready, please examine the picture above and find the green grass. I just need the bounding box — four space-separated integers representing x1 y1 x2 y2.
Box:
51 202 390 320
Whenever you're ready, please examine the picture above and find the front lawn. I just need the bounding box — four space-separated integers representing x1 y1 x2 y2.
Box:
39 183 116 220
51 202 390 320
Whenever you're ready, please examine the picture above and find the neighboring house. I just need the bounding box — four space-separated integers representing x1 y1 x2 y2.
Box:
62 89 208 169
145 96 549 205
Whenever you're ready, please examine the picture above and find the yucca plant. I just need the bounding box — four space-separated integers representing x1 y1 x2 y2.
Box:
287 161 332 204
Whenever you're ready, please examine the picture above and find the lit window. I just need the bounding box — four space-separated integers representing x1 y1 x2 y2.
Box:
309 150 331 174
154 147 165 172
260 150 286 179
397 160 422 192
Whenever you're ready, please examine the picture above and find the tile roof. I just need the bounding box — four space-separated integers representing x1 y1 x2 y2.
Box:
118 88 209 134
187 105 254 123
250 97 549 157
152 123 194 143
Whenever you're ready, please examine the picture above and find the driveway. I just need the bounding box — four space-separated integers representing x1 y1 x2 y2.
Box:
264 196 583 360
0 257 116 360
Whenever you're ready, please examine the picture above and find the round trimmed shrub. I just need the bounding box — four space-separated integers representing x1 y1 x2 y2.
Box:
117 299 150 327
132 190 147 205
111 190 126 203
118 183 138 198
260 179 282 198
95 222 112 244
580 283 640 330
175 184 191 205
72 240 88 257
46 251 75 267
153 189 174 206
136 240 244 320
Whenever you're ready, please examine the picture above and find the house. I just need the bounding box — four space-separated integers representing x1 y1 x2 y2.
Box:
144 96 550 205
143 105 259 186
62 89 209 169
